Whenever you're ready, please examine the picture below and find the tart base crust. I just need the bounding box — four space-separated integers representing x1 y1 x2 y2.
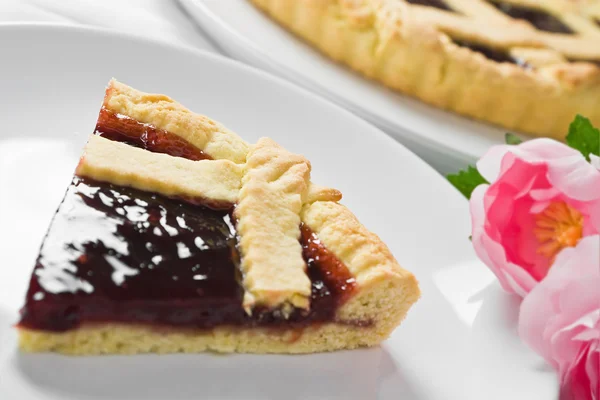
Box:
19 260 419 355
249 0 600 139
19 324 378 355
18 314 406 356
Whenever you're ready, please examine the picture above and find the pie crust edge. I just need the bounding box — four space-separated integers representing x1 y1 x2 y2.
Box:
249 0 600 139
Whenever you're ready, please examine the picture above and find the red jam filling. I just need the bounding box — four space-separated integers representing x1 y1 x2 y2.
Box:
95 107 211 161
452 40 529 68
19 109 365 332
406 0 453 12
18 178 353 332
301 225 356 305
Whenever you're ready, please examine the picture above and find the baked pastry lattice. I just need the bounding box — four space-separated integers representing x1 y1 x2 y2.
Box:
250 0 600 138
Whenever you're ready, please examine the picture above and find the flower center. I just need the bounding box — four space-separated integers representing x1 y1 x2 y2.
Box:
534 201 583 259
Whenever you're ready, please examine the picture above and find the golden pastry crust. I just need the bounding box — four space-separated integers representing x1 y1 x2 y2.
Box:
306 183 343 203
20 320 395 355
301 201 404 283
104 79 250 163
235 138 312 312
76 135 243 205
301 201 420 326
249 0 600 139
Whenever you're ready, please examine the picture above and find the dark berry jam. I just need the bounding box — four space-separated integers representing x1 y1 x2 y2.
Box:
95 107 211 161
18 178 361 332
301 224 356 305
406 0 453 12
584 59 600 68
489 1 573 34
18 99 367 332
453 40 529 68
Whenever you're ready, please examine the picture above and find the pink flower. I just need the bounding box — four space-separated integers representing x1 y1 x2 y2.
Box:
470 139 600 296
518 235 600 400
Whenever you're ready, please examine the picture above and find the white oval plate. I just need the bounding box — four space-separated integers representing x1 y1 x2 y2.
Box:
179 0 527 173
0 24 555 400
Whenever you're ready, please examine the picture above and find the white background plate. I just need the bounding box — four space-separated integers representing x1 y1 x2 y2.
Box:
0 24 555 400
178 0 525 173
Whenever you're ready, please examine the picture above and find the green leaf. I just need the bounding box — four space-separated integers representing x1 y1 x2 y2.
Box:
566 115 600 161
447 166 489 199
505 133 523 145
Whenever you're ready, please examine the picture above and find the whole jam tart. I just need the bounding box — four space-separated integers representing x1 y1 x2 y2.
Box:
249 0 600 139
17 80 420 355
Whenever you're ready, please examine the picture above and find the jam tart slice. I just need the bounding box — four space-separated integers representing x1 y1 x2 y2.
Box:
17 80 420 355
249 0 600 139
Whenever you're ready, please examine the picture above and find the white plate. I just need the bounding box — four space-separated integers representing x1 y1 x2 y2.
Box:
0 24 555 400
179 0 524 173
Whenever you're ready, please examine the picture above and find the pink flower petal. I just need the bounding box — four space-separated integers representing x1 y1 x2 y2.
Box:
547 157 600 202
530 187 560 202
519 281 560 365
519 236 600 400
530 200 552 214
471 185 538 296
585 341 599 399
476 146 514 183
560 343 594 400
515 139 581 160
